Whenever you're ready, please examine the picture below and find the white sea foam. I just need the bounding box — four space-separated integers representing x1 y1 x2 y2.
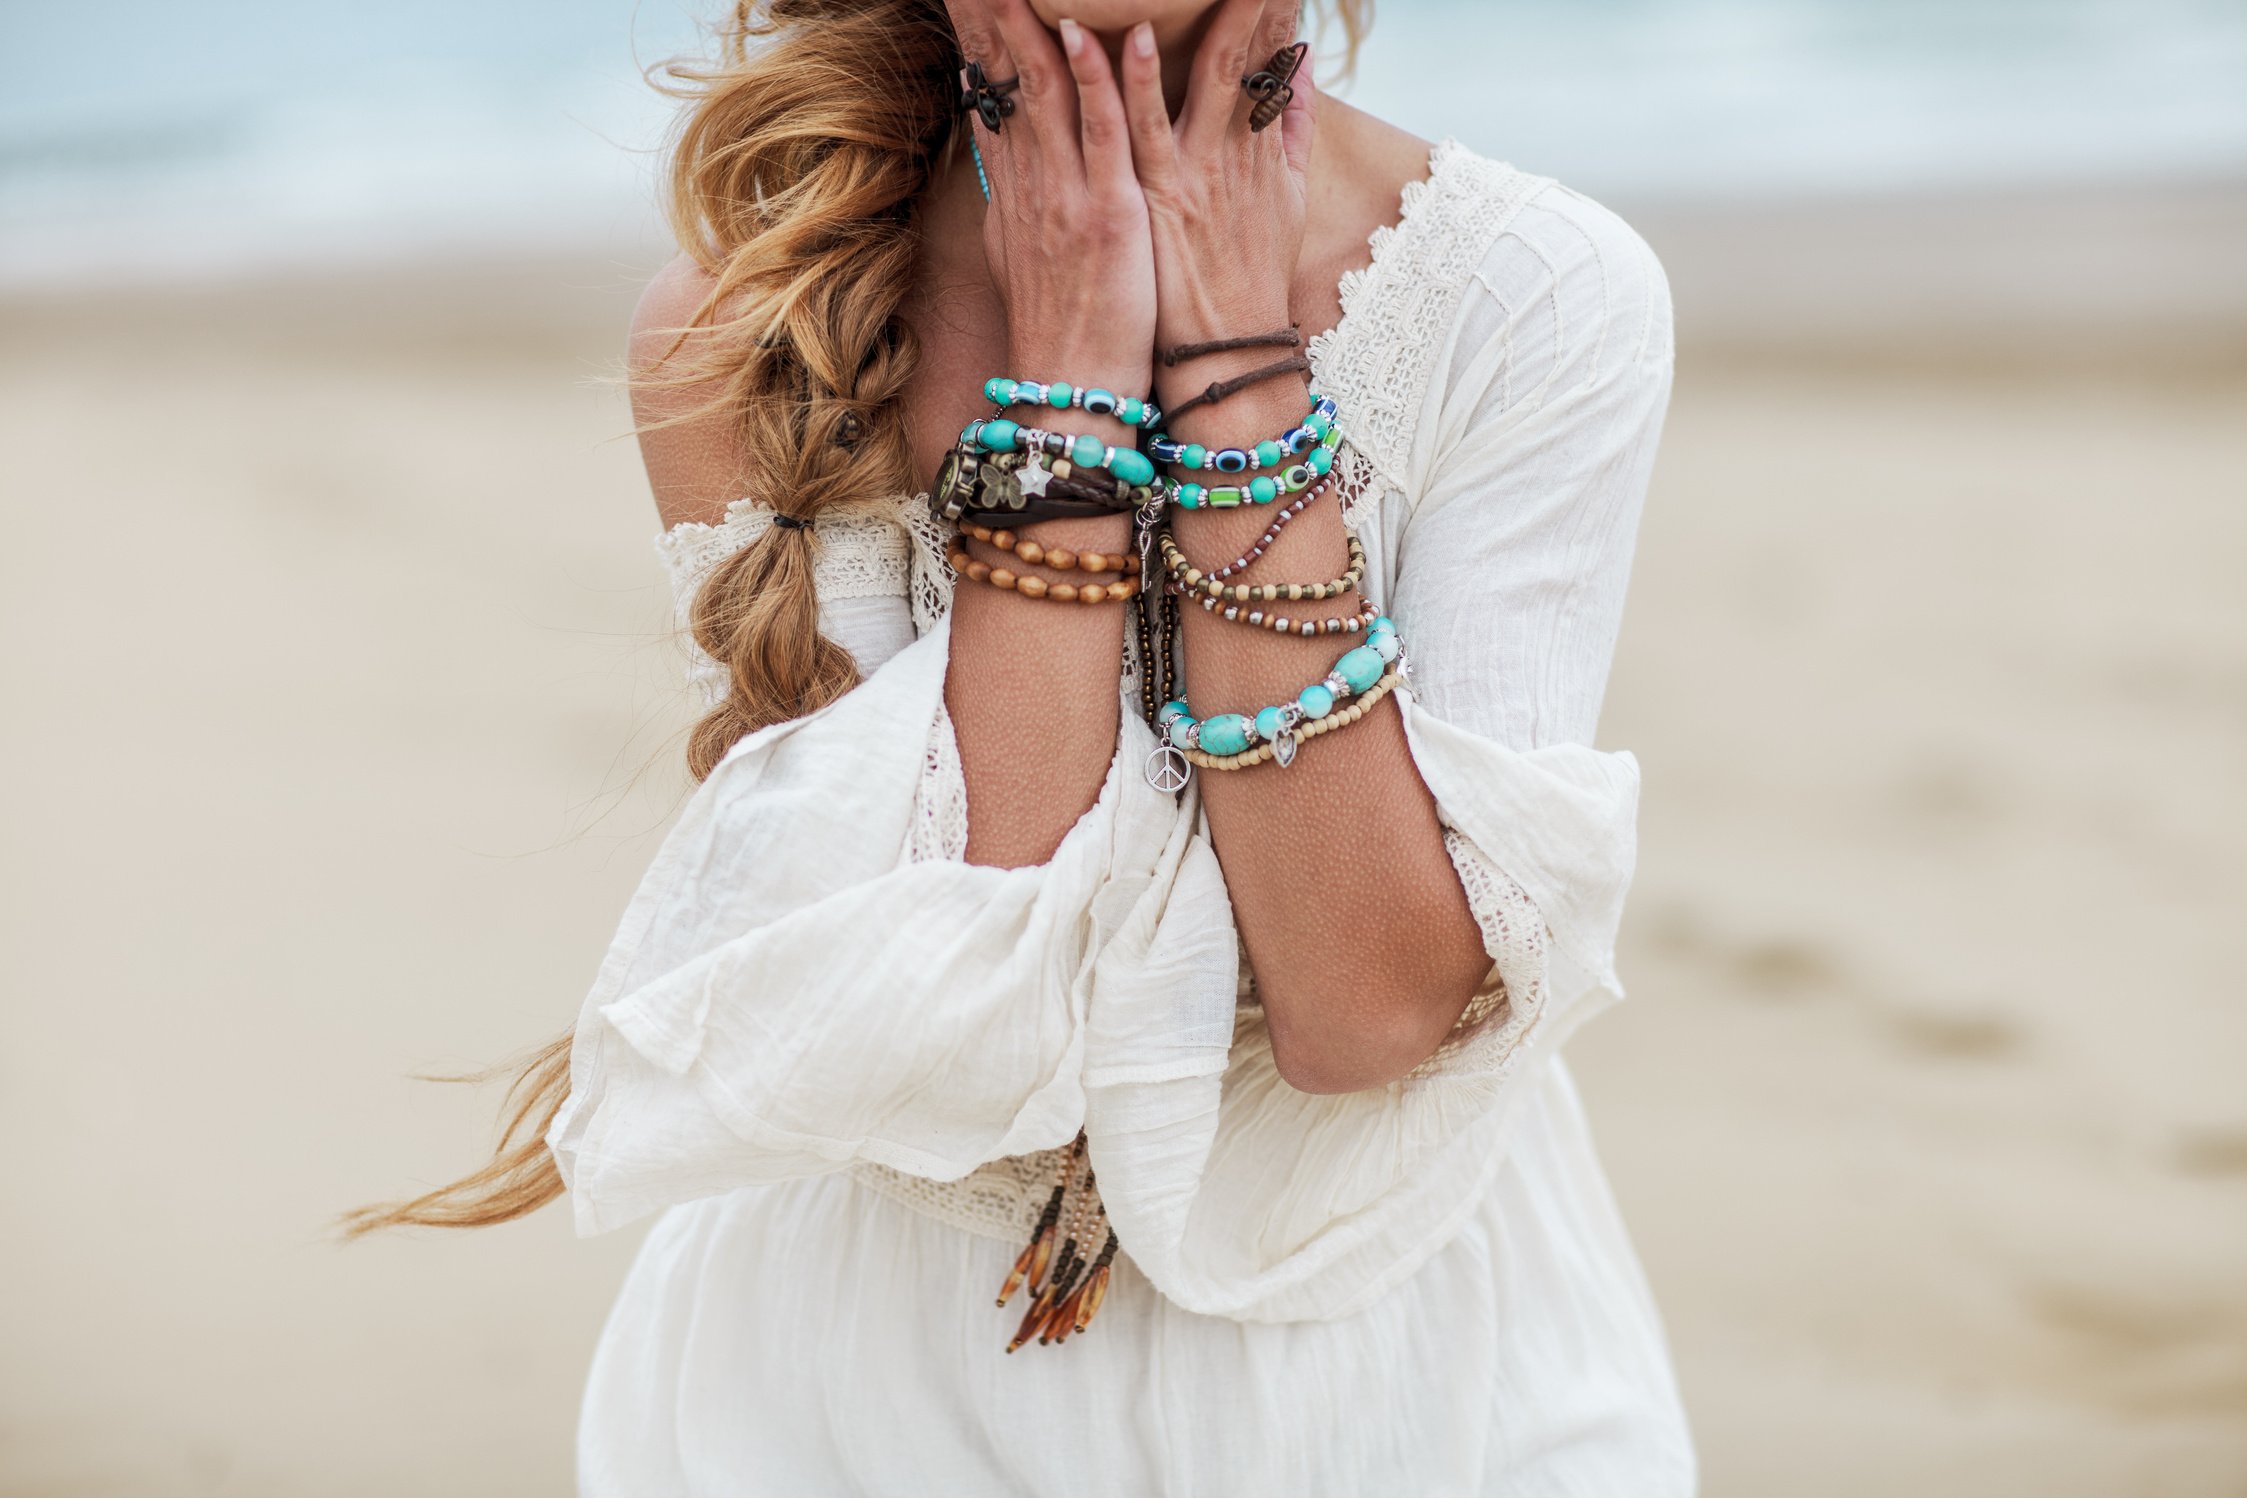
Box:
2 0 2243 286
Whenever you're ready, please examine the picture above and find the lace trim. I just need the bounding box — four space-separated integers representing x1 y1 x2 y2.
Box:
1309 139 1548 510
654 495 956 708
1412 829 1549 1078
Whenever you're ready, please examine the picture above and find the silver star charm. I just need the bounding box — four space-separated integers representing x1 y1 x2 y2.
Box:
1017 462 1052 498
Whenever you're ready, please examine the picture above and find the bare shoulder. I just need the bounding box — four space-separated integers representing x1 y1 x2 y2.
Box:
629 252 747 530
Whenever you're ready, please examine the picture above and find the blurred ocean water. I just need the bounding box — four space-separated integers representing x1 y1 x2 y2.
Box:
3 0 2244 284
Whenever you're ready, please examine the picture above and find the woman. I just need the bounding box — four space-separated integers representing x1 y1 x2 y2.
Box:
356 0 1693 1489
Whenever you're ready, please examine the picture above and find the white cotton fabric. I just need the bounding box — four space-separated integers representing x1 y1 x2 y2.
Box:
557 142 1695 1495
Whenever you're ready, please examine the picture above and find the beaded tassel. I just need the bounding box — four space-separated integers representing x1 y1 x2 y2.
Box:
999 1130 1116 1352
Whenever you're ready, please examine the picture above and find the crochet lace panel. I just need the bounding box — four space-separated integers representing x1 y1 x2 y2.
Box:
1310 139 1548 515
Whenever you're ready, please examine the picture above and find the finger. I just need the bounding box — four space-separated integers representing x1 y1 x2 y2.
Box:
988 0 1082 177
1117 21 1180 195
945 0 1023 193
1250 0 1302 65
1279 44 1317 184
1059 20 1135 198
1178 0 1265 154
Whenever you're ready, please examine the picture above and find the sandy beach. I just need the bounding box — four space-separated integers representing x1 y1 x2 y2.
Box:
2 182 2243 1495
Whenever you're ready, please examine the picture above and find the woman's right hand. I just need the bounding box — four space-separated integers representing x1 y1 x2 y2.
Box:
946 0 1157 407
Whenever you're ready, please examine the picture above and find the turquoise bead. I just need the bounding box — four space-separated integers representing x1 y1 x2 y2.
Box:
1167 717 1196 750
1254 439 1283 468
1072 434 1107 467
1297 683 1336 719
977 419 1019 452
1177 483 1205 509
1248 475 1278 504
1109 448 1154 485
1199 714 1251 756
1254 705 1289 742
1182 444 1207 471
1308 445 1333 476
1309 409 1333 436
1370 614 1394 634
1120 397 1144 424
1048 381 1074 408
984 377 1015 404
1371 630 1400 662
1083 388 1117 416
1157 699 1190 727
1337 645 1384 692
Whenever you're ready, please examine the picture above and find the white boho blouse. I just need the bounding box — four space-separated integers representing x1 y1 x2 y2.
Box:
553 142 1696 1496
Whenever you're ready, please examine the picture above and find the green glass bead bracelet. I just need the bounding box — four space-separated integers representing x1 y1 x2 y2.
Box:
983 376 1161 430
1169 427 1339 508
1148 393 1337 474
962 417 1159 488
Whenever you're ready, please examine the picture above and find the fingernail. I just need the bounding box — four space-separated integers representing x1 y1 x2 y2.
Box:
1058 18 1082 55
1132 22 1155 58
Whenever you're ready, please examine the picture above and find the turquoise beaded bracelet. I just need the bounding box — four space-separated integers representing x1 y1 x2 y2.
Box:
1148 394 1338 474
1169 427 1339 508
983 377 1161 430
1150 615 1402 775
962 417 1159 488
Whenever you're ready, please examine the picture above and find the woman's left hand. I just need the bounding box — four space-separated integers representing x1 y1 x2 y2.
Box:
1118 0 1317 358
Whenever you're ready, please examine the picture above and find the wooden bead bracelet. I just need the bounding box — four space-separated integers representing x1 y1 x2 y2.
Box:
1175 584 1379 638
1159 529 1367 606
947 548 1142 604
957 522 1140 575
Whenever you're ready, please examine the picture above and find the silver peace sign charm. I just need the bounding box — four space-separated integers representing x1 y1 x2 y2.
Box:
1145 745 1192 794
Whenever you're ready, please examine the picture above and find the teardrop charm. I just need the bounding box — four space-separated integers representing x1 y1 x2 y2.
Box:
1272 730 1298 768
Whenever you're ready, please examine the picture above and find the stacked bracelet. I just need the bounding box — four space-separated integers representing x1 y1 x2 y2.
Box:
1148 394 1338 473
957 521 1139 575
929 443 1154 525
1176 585 1377 639
983 377 1161 429
948 547 1142 604
1160 529 1367 605
1168 427 1340 508
1196 477 1333 580
1151 616 1403 771
963 418 1159 488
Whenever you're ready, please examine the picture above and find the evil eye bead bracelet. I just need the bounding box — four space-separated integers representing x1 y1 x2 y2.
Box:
1149 616 1404 773
1169 428 1339 509
962 417 1160 488
983 377 1161 430
1148 394 1338 473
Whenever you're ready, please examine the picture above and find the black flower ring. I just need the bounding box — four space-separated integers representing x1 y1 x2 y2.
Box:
959 61 1021 133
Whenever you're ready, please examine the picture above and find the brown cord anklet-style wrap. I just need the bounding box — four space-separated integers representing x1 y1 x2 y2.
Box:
1161 352 1313 425
1159 326 1300 368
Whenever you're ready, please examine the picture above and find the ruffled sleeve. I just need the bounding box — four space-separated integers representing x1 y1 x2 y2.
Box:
1078 174 1675 1322
551 618 1188 1234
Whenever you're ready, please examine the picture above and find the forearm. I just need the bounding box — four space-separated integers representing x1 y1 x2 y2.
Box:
946 386 1140 870
1160 352 1490 1091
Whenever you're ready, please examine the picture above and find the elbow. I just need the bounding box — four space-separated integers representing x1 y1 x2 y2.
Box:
1265 1000 1458 1096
